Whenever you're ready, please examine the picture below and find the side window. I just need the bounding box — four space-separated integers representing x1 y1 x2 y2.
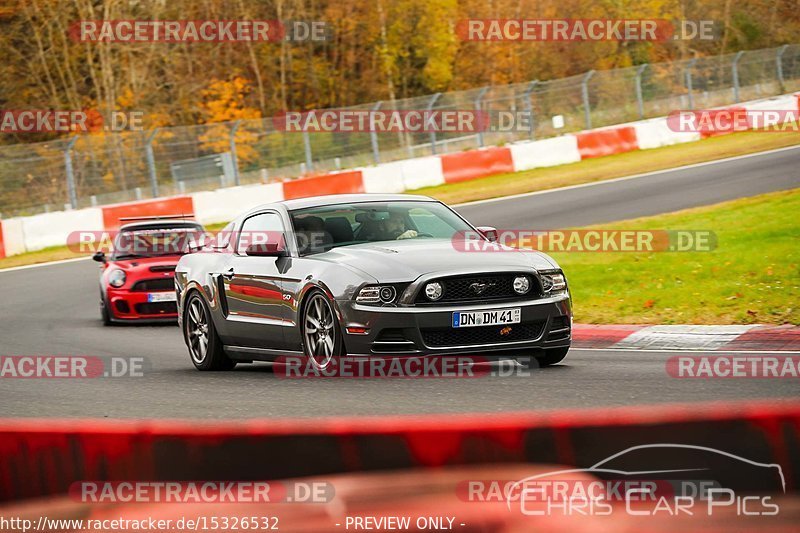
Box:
215 221 236 250
237 212 285 255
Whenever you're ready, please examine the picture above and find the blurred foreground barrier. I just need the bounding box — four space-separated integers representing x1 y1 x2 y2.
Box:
1 401 798 502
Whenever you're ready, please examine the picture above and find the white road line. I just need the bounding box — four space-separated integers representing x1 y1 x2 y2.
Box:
0 256 90 274
455 144 800 208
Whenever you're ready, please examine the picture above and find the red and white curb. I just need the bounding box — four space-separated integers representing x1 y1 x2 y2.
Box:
573 324 800 351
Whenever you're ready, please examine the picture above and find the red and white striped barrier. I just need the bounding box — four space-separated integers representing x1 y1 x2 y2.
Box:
0 93 797 258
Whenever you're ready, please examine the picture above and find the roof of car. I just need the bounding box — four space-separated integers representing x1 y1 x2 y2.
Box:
119 220 204 232
279 193 436 211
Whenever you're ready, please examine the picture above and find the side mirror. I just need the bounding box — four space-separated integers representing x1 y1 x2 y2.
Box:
92 251 106 263
246 241 287 257
475 226 498 242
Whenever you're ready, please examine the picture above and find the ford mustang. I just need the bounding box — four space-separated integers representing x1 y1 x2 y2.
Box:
94 216 205 324
175 194 571 371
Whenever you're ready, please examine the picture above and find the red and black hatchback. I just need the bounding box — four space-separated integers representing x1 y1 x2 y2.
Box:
93 216 205 325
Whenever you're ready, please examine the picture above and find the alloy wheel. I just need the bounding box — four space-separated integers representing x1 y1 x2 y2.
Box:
186 297 210 364
304 293 336 369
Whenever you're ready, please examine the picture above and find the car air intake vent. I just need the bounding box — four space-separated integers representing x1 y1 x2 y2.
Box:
149 265 176 273
134 302 176 315
548 315 571 340
131 278 175 292
372 328 417 353
421 321 545 348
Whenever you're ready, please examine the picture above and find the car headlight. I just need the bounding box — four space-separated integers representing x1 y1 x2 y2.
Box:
356 285 397 304
108 269 126 288
424 282 443 301
539 270 566 294
513 275 531 294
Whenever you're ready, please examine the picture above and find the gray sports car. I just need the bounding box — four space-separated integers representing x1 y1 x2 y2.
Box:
175 194 571 371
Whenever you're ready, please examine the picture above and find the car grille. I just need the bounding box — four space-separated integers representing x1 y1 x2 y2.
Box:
134 302 177 315
149 265 176 273
415 273 539 304
421 321 545 348
131 278 175 292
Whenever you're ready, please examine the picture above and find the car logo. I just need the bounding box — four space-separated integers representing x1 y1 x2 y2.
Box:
500 326 512 336
470 281 495 294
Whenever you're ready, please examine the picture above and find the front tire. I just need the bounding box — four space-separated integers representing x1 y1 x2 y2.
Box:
100 293 112 326
535 347 569 367
301 290 343 371
183 292 236 371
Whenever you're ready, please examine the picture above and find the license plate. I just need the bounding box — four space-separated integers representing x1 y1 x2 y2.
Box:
452 307 521 328
147 292 177 303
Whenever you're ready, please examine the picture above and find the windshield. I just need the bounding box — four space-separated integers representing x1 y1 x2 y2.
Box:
290 201 473 255
112 226 205 260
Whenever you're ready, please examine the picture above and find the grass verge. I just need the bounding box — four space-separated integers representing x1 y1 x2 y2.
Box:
554 188 799 325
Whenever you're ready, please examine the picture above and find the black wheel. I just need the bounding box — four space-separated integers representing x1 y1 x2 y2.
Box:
301 290 343 370
100 293 112 326
184 292 236 371
535 347 569 367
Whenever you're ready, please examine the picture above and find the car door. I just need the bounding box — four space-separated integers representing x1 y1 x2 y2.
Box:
220 211 289 350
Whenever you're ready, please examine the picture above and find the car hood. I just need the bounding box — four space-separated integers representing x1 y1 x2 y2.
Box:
314 239 558 282
110 255 183 272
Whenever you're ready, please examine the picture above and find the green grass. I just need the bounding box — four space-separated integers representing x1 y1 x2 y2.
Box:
554 189 800 325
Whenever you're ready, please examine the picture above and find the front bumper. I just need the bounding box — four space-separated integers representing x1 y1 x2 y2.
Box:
336 294 571 358
106 288 178 322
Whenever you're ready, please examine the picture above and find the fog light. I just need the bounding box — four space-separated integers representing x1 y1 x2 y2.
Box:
513 276 530 294
425 282 443 301
379 286 396 303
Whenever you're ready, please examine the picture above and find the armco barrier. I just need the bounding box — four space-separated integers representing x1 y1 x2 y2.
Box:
191 182 284 225
282 170 364 200
101 196 195 231
21 208 104 252
632 117 701 150
398 155 445 190
361 161 408 194
509 135 581 172
441 146 514 183
0 218 26 257
576 126 639 159
1 401 798 502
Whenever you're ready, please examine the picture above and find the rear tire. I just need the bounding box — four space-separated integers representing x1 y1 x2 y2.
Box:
535 347 569 367
184 292 236 371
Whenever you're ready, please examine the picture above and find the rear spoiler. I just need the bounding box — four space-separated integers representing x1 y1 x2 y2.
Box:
118 214 195 222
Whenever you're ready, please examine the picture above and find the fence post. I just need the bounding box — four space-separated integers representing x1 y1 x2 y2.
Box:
635 64 648 120
581 70 596 130
427 93 442 155
370 101 382 164
732 51 745 103
229 120 241 186
302 127 313 173
523 80 539 140
64 136 79 209
474 86 490 148
776 45 789 93
685 58 698 110
145 128 160 197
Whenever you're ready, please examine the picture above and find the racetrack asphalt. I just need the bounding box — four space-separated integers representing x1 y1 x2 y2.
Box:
1 145 798 419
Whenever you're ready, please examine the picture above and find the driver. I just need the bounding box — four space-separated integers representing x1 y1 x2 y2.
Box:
383 212 418 240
